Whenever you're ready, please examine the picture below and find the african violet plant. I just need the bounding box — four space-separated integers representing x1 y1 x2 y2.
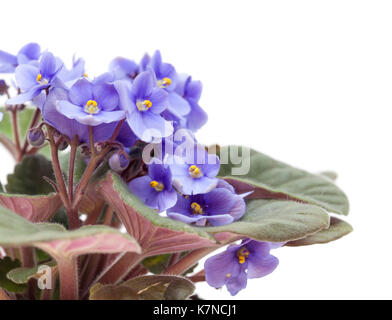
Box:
0 43 352 300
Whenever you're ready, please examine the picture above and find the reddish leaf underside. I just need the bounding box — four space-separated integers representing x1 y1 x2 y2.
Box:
98 173 216 257
0 193 62 222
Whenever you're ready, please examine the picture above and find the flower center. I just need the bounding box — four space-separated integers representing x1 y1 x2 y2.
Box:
188 165 203 178
136 99 152 111
149 180 164 192
84 100 99 115
157 77 172 88
237 247 250 264
191 202 203 215
36 73 49 85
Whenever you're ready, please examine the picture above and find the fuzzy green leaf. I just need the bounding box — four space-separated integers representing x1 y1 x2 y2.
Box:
0 204 140 257
199 199 330 242
0 257 27 293
218 146 349 215
286 217 353 246
6 155 55 195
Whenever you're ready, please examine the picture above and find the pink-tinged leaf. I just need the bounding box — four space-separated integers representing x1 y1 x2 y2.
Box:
35 231 141 260
0 192 62 222
0 205 141 300
98 172 216 257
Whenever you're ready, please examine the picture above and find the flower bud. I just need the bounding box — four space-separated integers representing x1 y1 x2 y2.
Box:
57 139 68 151
109 152 130 172
27 128 45 147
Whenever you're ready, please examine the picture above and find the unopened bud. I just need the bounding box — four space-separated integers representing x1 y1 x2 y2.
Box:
27 128 45 147
57 139 68 151
109 152 130 172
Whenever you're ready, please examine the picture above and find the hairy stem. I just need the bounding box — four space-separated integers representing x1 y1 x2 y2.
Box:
58 258 79 300
93 252 143 286
21 247 37 300
164 247 218 275
10 108 22 161
68 136 79 202
47 127 79 229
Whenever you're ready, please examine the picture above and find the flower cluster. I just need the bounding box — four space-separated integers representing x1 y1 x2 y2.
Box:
0 43 284 296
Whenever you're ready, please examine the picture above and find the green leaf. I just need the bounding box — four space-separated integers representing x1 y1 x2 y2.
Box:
218 146 349 215
0 257 27 293
319 171 338 181
142 252 197 275
7 261 56 284
6 154 55 195
59 149 87 186
0 107 36 143
90 275 195 300
286 217 353 246
200 199 330 242
0 204 141 257
142 254 171 274
101 172 330 245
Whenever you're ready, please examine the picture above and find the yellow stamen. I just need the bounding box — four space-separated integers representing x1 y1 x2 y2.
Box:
149 180 164 192
189 165 203 178
191 202 203 215
36 73 42 82
157 77 172 88
237 247 250 264
226 273 231 278
83 72 88 78
136 99 153 111
84 100 99 115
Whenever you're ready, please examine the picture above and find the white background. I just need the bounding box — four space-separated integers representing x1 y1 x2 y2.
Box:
0 0 391 299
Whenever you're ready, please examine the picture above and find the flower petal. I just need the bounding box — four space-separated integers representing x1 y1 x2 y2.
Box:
6 86 44 105
69 78 93 106
226 264 248 295
149 87 168 114
247 254 279 279
39 52 57 78
93 82 119 111
17 43 40 64
0 50 17 72
14 64 39 91
167 92 191 117
131 71 153 98
204 250 239 288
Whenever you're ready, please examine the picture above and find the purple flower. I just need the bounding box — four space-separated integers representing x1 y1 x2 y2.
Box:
166 182 246 226
143 51 191 119
115 71 173 142
41 87 125 144
204 239 283 295
174 74 208 132
170 143 220 195
57 78 125 126
128 162 177 212
6 52 63 105
0 42 41 73
57 56 86 83
109 57 139 81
